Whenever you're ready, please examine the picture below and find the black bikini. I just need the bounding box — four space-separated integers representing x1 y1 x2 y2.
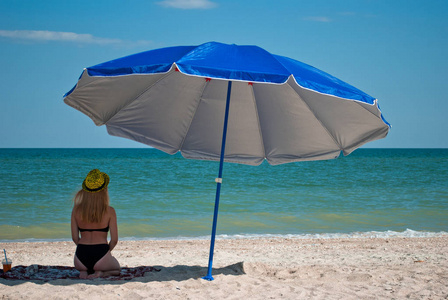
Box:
76 226 110 274
78 226 109 232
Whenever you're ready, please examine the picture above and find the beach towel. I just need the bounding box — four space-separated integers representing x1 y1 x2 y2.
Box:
0 265 160 281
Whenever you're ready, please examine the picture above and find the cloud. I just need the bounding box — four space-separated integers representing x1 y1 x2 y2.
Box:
157 0 217 9
303 16 332 23
0 29 150 47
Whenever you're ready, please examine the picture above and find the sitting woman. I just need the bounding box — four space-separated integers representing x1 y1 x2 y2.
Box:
71 169 120 279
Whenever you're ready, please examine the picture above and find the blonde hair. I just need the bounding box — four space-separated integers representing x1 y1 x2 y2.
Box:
73 188 109 223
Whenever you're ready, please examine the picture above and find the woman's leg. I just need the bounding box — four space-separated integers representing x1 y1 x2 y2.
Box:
87 251 120 278
74 255 89 279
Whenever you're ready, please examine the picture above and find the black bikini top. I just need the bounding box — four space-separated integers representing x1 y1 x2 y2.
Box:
78 226 109 232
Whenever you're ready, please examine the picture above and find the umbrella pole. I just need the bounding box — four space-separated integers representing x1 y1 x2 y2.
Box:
203 81 232 281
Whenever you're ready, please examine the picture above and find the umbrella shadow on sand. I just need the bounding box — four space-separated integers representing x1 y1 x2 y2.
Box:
143 262 245 282
0 262 245 286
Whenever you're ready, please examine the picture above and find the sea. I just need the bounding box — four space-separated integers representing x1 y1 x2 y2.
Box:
0 148 447 242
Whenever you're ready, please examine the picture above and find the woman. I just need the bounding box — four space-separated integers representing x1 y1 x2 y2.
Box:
71 169 120 279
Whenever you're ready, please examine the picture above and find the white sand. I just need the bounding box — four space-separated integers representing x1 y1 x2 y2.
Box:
1 237 447 299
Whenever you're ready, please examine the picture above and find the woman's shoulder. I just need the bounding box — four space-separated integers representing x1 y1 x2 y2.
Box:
107 206 117 215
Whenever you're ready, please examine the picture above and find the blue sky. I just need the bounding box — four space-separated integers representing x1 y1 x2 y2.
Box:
0 0 447 148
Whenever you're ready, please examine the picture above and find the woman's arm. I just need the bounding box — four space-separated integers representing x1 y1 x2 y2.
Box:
108 207 119 251
71 209 80 245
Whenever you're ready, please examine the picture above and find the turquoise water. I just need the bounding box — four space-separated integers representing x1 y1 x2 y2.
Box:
0 148 447 241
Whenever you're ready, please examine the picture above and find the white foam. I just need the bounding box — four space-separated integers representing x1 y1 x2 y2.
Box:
214 229 448 240
2 229 447 243
119 228 448 242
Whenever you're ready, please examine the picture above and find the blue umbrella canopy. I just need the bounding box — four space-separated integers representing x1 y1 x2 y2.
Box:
64 42 390 280
79 42 377 103
65 42 389 166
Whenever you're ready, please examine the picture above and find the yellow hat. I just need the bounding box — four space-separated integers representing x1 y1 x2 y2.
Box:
82 169 110 193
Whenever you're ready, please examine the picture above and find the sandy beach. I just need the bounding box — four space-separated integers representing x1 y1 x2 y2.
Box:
1 237 447 299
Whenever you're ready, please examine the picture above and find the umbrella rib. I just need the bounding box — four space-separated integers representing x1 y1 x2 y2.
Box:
286 80 343 151
104 70 176 125
176 77 209 152
342 100 389 151
353 99 387 123
249 83 267 161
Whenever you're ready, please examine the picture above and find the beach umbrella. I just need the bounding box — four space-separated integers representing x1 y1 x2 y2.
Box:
63 41 390 280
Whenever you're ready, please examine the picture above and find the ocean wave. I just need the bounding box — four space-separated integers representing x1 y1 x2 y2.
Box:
214 229 448 240
2 229 447 243
87 229 448 241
